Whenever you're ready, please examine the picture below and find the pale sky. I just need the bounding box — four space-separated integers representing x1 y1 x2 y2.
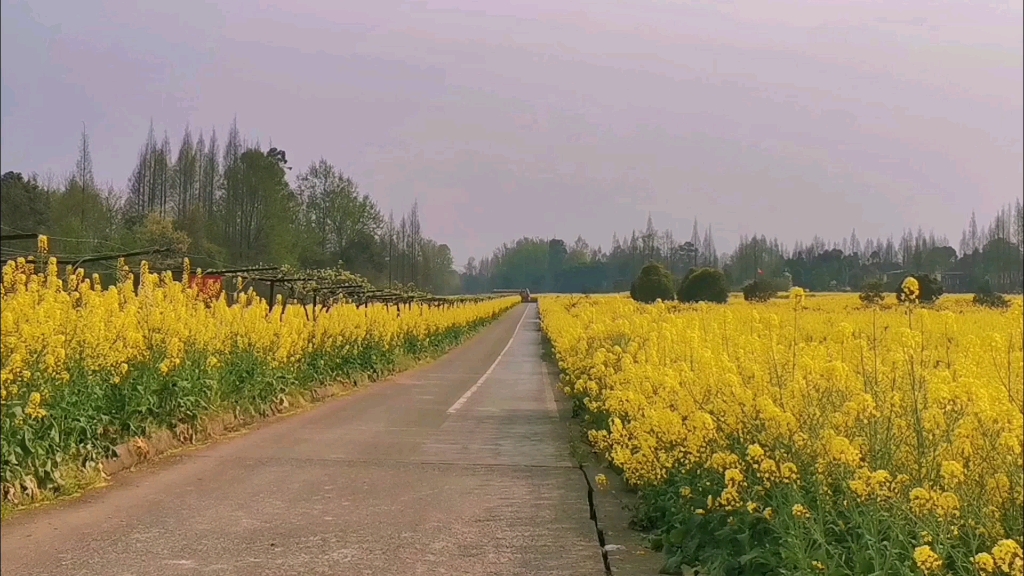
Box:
2 0 1022 263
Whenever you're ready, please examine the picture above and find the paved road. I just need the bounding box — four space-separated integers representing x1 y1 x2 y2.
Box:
1 304 605 576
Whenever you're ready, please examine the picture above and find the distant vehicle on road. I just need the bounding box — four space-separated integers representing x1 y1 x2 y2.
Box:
491 288 537 303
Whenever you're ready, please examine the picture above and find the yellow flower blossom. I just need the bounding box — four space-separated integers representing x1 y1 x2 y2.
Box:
26 391 47 419
780 462 800 484
935 491 961 520
725 468 745 488
973 552 995 574
914 545 943 574
719 486 743 510
940 460 965 489
992 540 1023 575
746 444 765 462
790 287 806 308
902 276 920 302
792 504 811 520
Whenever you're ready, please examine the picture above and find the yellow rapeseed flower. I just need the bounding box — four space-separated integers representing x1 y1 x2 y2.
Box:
792 504 811 520
719 486 743 510
902 276 920 303
992 540 1023 575
973 552 995 574
789 287 806 308
940 460 965 489
725 468 745 488
746 444 765 462
25 391 47 419
913 545 943 574
780 462 799 484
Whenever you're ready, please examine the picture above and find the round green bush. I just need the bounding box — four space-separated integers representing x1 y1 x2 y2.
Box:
630 263 676 304
677 268 729 304
973 278 1009 308
859 280 886 305
741 279 776 302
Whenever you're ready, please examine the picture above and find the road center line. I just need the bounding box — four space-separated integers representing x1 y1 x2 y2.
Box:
446 304 532 414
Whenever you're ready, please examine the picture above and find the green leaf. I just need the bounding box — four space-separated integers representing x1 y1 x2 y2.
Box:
660 553 685 575
737 548 764 566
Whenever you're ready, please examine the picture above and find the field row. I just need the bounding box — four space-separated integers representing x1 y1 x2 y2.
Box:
1 257 518 503
541 294 1023 575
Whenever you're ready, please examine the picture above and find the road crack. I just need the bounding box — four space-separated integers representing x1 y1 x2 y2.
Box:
578 464 613 575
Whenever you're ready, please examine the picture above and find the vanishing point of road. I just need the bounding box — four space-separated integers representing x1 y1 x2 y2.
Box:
1 304 607 575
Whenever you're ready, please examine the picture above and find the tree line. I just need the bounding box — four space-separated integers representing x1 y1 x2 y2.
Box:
460 216 720 295
0 121 460 294
460 202 1024 295
3 121 1021 297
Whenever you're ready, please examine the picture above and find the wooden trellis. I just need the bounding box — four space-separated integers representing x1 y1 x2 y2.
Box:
3 233 506 316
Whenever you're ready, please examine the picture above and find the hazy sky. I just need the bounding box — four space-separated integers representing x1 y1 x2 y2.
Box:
2 0 1022 263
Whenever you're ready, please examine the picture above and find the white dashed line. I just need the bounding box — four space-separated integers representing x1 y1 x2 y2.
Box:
446 304 532 414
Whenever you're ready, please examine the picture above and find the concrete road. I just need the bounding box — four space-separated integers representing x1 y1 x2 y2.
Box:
1 304 606 576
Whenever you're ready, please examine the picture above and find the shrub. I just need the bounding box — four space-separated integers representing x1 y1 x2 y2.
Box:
973 278 1009 308
680 267 697 286
777 272 793 291
677 268 729 304
629 263 676 304
859 280 886 306
894 273 943 304
741 279 776 302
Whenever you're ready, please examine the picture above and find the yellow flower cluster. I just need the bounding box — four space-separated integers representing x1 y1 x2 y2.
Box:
909 487 962 520
541 293 1023 568
992 539 1024 576
902 276 921 302
914 544 943 574
792 503 812 520
971 540 1023 576
1 256 517 424
848 467 909 503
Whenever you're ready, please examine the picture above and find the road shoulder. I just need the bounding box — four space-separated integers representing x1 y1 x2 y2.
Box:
542 336 665 576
